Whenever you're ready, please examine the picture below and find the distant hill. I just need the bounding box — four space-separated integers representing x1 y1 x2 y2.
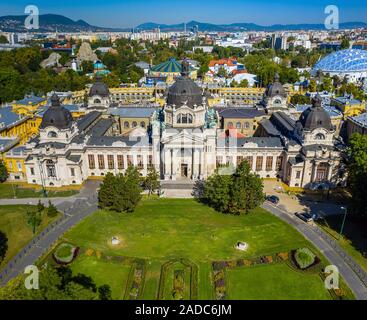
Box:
0 14 127 32
137 20 367 32
1 13 366 33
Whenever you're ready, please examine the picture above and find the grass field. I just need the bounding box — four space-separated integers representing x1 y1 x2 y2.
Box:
317 215 367 272
0 205 60 268
0 184 78 199
71 255 131 300
227 263 331 300
62 198 348 300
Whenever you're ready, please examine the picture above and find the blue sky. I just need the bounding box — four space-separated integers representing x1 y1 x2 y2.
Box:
1 0 367 28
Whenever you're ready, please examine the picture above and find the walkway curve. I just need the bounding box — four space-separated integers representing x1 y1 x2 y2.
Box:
0 181 100 286
262 202 367 300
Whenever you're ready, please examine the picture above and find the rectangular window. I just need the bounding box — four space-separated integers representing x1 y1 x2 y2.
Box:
137 155 144 169
16 161 22 171
30 167 35 175
296 171 301 179
216 156 223 166
107 155 114 170
276 156 283 171
88 155 95 169
117 155 124 169
127 155 133 167
266 156 273 171
246 156 253 169
256 156 263 172
226 156 232 165
98 155 105 169
70 168 75 177
148 155 153 168
237 156 244 166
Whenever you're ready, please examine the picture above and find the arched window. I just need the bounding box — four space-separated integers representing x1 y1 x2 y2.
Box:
46 160 56 178
315 133 326 140
227 122 234 128
48 131 57 138
177 113 193 124
274 99 282 105
94 98 101 104
132 121 137 128
236 122 241 129
140 121 146 128
124 121 130 128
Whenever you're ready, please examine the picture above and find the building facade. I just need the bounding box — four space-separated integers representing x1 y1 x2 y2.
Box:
22 61 346 190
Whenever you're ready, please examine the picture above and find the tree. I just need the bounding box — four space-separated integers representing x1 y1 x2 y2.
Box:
98 172 116 209
202 171 232 213
144 166 160 197
98 167 142 213
37 200 45 212
341 37 350 50
290 94 311 105
0 230 8 263
228 161 265 214
0 160 8 183
0 264 106 300
0 35 8 44
217 66 227 78
347 133 367 217
27 210 42 234
119 166 142 213
239 79 249 88
47 201 58 218
200 161 265 215
98 284 112 300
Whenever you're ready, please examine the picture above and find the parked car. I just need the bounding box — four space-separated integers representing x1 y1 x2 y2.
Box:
295 212 313 223
266 195 280 204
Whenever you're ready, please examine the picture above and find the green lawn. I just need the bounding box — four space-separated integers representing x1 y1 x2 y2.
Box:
317 215 367 272
0 183 78 199
71 255 131 300
62 198 346 300
227 263 331 300
0 205 60 268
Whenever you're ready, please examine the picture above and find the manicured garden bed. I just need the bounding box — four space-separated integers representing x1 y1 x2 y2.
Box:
53 243 79 265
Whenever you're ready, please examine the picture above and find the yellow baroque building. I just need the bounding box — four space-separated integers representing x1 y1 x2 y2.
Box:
330 96 366 119
11 95 47 116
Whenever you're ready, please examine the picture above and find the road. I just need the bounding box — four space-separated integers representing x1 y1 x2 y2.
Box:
262 202 367 300
0 180 100 286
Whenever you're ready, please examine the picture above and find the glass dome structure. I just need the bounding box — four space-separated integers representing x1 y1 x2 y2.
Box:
313 49 367 73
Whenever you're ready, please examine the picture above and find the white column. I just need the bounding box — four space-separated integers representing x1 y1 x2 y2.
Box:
164 148 171 180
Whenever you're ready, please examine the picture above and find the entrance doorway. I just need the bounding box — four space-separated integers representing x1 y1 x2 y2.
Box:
181 164 188 178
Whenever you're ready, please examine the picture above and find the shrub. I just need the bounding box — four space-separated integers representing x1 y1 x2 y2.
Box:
47 201 58 217
278 252 289 261
293 248 316 270
53 243 79 265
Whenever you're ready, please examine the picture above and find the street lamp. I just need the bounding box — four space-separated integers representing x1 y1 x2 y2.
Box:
339 206 348 240
37 156 47 198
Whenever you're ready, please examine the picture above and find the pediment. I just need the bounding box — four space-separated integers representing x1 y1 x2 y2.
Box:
162 130 204 146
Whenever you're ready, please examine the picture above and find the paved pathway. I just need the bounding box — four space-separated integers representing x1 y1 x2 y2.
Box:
0 181 100 286
262 202 367 300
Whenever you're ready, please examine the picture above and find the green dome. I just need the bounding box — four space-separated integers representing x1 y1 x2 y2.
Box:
151 58 193 73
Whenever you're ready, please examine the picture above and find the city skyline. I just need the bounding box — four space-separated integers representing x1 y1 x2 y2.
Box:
1 0 367 29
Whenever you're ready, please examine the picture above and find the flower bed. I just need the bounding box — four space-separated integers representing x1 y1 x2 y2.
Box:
53 243 79 265
292 248 320 270
172 270 185 300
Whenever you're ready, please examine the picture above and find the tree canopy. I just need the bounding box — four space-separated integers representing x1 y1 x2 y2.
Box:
98 166 142 213
347 133 367 217
200 161 265 215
